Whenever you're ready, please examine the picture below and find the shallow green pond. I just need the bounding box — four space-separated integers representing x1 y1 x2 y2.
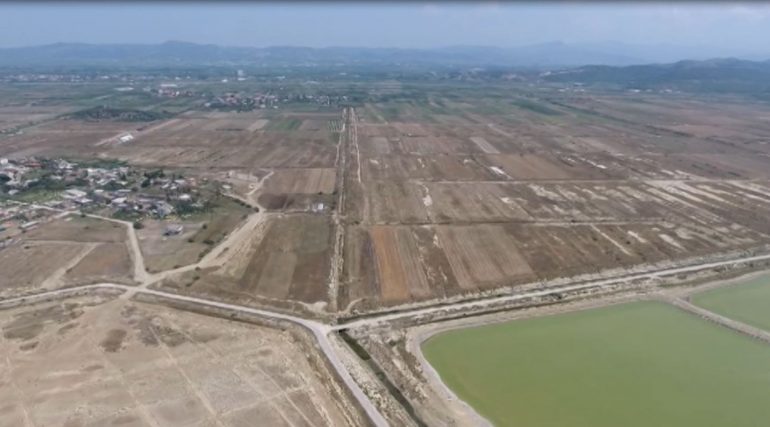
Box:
692 273 770 332
422 302 770 427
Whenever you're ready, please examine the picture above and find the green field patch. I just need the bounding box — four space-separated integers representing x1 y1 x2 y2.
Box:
423 301 770 427
2 189 61 204
511 98 562 116
693 273 770 332
265 118 302 130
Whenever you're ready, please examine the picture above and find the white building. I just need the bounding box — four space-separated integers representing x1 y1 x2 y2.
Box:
63 189 88 199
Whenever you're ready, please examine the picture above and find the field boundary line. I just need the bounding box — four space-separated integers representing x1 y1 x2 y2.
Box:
667 297 770 345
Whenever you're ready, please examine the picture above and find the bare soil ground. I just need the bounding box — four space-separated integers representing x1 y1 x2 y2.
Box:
158 214 333 309
1 120 138 158
136 200 252 273
103 111 339 170
0 216 134 296
24 215 127 243
136 219 206 272
0 241 86 294
369 226 432 303
339 93 770 310
0 295 360 427
263 168 337 195
63 242 133 285
435 225 535 290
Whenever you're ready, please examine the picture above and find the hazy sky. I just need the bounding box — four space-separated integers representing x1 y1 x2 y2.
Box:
2 2 770 51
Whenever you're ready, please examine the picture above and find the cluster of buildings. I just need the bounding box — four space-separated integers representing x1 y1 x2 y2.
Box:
0 72 163 84
204 92 279 111
0 157 210 221
204 91 347 111
0 202 56 246
0 157 34 190
150 83 197 98
281 93 347 107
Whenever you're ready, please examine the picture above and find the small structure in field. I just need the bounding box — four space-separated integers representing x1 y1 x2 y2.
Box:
118 134 135 144
163 224 184 236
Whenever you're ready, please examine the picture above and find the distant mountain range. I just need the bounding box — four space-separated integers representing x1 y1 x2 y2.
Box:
0 40 767 69
544 58 770 93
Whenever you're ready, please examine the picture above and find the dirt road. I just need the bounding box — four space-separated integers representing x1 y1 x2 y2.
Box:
328 108 349 311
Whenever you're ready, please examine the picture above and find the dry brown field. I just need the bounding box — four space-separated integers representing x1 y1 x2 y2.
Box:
0 295 360 426
263 168 336 194
235 214 331 303
1 119 138 158
137 199 252 273
434 225 535 290
342 224 533 308
103 111 340 170
339 92 770 309
63 242 133 285
159 214 333 309
1 108 342 173
136 219 207 272
0 241 86 294
0 105 73 133
0 216 133 296
24 215 127 242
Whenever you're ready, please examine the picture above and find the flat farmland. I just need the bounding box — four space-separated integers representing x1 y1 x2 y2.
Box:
341 91 770 309
263 168 336 194
422 301 770 427
0 241 87 294
0 105 73 132
159 214 333 309
63 242 132 285
3 81 770 317
434 225 534 290
106 111 341 170
23 215 127 243
362 178 770 230
0 216 134 296
341 217 759 308
363 154 495 182
0 296 360 427
368 225 433 303
565 95 770 155
1 119 140 158
258 168 337 212
236 214 332 303
1 107 342 172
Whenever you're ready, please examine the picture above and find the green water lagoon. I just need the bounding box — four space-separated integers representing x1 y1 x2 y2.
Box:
422 302 770 427
692 273 770 332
